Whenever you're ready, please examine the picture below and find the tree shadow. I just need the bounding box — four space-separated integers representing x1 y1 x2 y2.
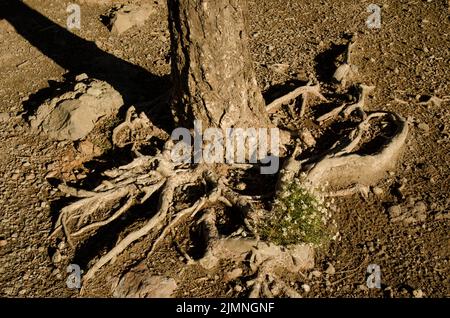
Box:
314 43 347 84
1 0 173 131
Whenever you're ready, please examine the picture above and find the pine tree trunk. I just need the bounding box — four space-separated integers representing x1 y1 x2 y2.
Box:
168 0 270 129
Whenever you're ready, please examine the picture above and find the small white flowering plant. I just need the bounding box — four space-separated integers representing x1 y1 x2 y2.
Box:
259 178 335 247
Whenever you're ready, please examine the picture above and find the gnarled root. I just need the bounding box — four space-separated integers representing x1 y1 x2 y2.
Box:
305 111 410 190
266 81 328 116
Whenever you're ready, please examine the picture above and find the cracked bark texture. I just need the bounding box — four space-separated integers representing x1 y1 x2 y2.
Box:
168 0 270 129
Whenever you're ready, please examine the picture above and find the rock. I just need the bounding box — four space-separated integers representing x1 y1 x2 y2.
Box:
224 268 243 282
372 187 384 196
106 4 156 35
301 284 311 293
113 270 177 298
388 205 402 218
234 285 243 292
417 122 430 132
77 140 103 158
0 239 7 247
311 270 322 278
57 241 66 250
333 63 351 83
30 78 123 141
75 73 89 81
0 112 12 122
413 289 424 298
325 263 336 275
269 63 290 74
51 250 62 264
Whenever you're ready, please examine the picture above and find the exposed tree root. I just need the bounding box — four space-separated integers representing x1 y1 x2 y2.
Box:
305 111 409 189
49 79 409 297
333 34 358 88
266 81 328 116
317 84 374 123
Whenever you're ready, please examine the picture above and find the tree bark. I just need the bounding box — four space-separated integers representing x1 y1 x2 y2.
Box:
168 0 270 129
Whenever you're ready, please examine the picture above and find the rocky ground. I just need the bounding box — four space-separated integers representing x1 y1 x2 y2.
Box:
0 0 448 298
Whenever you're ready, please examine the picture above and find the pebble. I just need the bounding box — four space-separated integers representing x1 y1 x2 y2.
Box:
224 268 243 282
372 187 384 196
52 250 62 264
418 123 430 132
0 112 12 122
388 205 402 218
413 289 424 298
0 239 7 247
413 201 427 214
57 241 66 250
311 270 322 278
325 263 336 275
301 284 311 293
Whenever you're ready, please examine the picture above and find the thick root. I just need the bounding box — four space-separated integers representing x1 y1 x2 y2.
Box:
266 81 328 115
305 112 409 189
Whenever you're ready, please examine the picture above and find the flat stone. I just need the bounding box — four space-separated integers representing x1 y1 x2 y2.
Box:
107 4 156 35
31 78 123 141
113 270 177 298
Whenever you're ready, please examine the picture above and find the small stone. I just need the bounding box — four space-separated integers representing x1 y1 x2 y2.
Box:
58 241 66 250
0 239 7 247
418 123 430 132
413 201 427 214
75 73 89 81
0 112 12 122
113 270 177 298
372 187 384 196
301 284 311 293
311 270 322 278
388 205 402 218
234 285 243 292
52 250 62 264
224 268 243 282
325 263 336 275
107 4 156 35
413 289 424 298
